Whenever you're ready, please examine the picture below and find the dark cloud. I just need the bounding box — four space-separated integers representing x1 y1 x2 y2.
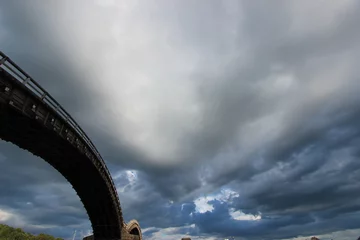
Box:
1 0 360 240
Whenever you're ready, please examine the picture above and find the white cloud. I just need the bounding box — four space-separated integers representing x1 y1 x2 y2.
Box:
114 169 138 193
0 208 58 230
0 208 12 222
194 189 239 213
229 208 261 221
194 197 214 214
143 224 209 240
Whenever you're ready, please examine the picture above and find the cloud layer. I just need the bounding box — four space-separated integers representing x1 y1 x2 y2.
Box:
1 0 360 239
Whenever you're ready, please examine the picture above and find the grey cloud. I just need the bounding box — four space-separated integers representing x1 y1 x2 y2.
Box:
1 0 360 239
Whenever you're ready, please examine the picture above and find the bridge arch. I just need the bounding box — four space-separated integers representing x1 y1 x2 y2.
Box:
126 220 142 240
0 52 124 239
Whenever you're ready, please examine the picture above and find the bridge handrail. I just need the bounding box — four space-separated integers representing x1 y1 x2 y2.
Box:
0 52 119 203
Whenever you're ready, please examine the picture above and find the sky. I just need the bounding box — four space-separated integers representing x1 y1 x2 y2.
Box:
0 0 360 239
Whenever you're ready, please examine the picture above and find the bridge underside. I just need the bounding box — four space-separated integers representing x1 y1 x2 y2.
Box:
0 70 122 239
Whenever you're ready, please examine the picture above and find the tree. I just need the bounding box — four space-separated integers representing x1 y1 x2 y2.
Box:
0 223 64 240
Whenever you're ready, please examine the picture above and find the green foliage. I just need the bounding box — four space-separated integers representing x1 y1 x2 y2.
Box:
0 223 63 240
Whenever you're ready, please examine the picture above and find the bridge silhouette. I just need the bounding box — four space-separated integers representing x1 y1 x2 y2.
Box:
0 51 141 240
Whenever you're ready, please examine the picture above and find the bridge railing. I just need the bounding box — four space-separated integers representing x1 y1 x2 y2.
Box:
0 51 119 203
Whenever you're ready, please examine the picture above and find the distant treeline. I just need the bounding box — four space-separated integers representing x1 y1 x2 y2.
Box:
0 223 63 240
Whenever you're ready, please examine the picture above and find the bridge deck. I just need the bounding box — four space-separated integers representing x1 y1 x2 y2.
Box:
0 52 124 240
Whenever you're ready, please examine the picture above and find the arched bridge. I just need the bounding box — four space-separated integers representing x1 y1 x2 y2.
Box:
125 220 142 240
0 52 139 240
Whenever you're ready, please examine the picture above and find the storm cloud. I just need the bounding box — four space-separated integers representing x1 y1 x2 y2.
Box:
1 0 360 239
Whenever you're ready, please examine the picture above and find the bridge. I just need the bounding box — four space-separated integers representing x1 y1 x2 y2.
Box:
0 51 142 240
